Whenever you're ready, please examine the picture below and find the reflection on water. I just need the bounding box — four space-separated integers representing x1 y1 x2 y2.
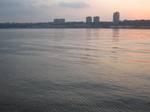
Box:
0 29 150 112
112 29 120 42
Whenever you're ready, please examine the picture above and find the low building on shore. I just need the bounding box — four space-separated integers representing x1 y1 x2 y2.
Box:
53 19 65 24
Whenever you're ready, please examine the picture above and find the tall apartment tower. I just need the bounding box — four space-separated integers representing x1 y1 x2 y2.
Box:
86 16 92 23
113 12 120 24
93 16 100 23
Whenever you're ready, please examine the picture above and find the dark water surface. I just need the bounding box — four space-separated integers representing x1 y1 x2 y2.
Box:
0 29 150 112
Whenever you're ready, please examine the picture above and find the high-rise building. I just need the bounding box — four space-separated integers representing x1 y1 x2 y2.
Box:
113 12 120 24
93 16 100 23
86 16 92 23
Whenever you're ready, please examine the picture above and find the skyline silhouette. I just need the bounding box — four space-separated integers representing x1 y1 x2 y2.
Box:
0 11 150 24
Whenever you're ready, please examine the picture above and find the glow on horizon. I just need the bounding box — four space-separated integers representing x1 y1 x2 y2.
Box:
80 0 150 20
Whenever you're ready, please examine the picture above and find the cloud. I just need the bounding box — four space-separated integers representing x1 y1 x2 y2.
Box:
58 1 89 9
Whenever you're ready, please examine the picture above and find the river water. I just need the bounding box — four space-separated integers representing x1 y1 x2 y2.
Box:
0 29 150 112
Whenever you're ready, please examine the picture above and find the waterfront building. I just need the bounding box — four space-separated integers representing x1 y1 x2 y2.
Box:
113 12 120 24
93 16 100 23
53 19 65 24
86 16 92 23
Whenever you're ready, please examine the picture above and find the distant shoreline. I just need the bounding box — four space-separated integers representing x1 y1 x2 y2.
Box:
1 21 150 29
0 27 150 30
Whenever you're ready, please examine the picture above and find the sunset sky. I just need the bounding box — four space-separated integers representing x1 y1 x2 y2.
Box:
0 0 150 22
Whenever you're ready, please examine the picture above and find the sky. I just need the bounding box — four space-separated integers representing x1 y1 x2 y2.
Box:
0 0 150 22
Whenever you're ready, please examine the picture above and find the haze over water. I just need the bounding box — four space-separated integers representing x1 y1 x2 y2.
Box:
0 29 150 112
